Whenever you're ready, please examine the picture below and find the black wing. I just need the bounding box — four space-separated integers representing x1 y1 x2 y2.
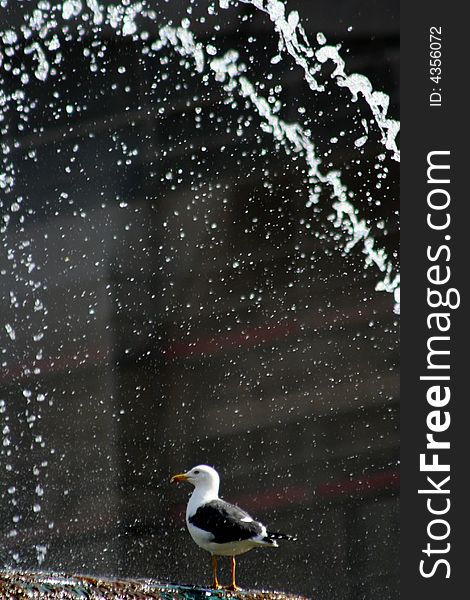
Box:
188 499 264 543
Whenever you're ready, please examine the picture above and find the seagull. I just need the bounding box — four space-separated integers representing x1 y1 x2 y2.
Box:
170 464 296 591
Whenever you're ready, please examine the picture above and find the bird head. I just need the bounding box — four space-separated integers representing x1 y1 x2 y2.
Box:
170 464 220 491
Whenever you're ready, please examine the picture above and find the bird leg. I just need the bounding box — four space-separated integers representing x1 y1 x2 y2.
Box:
211 555 221 589
225 556 241 592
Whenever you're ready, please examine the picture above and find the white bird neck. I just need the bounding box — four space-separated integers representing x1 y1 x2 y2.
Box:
187 481 220 517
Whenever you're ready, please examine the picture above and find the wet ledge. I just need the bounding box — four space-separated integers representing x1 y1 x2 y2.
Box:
0 571 310 600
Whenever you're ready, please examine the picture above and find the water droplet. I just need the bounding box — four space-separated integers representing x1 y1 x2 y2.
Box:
5 323 15 340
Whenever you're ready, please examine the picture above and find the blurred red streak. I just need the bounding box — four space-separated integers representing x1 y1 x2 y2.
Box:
1 298 389 380
169 469 399 520
0 323 298 383
164 321 300 359
317 469 400 498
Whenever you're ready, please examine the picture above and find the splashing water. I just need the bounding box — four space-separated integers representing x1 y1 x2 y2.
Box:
0 0 399 567
225 0 400 161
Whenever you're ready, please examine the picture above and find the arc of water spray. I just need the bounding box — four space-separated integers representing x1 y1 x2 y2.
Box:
1 0 399 316
156 23 400 312
219 0 400 162
151 4 400 309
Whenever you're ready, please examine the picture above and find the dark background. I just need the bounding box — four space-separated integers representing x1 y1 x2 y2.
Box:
0 1 399 598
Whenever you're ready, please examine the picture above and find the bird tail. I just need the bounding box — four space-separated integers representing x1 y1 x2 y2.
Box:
266 531 297 542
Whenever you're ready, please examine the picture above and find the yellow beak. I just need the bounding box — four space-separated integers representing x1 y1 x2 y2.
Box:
170 473 189 484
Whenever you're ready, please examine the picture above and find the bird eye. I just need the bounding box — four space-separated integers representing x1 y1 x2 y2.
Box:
194 470 200 474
